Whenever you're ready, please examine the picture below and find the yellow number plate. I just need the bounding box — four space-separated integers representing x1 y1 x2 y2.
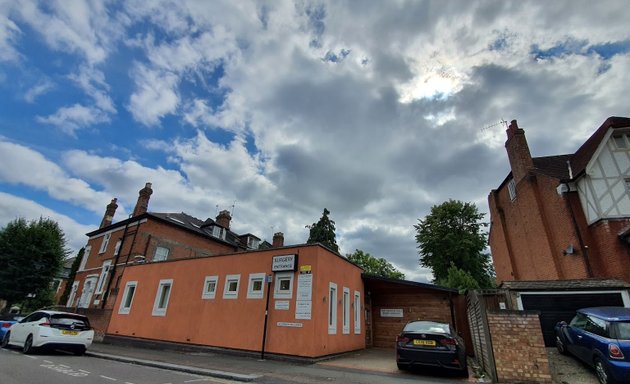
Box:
61 330 79 336
413 339 436 346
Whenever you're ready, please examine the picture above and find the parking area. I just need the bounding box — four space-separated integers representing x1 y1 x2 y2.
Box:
546 348 598 384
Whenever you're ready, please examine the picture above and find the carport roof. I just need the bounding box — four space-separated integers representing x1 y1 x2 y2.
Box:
500 278 630 291
361 274 457 293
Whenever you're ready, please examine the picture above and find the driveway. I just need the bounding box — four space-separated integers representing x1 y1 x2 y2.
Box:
547 348 598 384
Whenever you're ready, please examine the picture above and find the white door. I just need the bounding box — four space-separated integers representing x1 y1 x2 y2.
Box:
66 281 79 308
78 277 97 308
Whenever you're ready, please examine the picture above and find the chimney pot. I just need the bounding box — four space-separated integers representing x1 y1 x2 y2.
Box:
272 232 284 248
132 182 153 217
216 210 232 229
100 198 118 228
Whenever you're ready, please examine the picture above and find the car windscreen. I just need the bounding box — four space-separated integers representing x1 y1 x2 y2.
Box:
403 321 449 334
614 321 630 340
50 315 91 330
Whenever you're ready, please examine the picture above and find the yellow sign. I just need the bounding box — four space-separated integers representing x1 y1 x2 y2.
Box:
300 265 312 274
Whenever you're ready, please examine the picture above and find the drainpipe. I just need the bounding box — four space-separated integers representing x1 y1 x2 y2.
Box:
449 291 457 332
562 186 594 277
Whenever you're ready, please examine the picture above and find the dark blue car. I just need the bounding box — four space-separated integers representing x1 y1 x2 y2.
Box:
555 307 630 384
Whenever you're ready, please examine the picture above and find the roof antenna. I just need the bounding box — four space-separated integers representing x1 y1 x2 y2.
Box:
480 119 508 133
215 204 219 216
230 200 237 217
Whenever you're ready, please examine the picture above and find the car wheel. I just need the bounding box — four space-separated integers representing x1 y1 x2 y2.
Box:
594 358 616 384
1 332 10 349
555 335 567 355
73 347 86 356
23 335 34 355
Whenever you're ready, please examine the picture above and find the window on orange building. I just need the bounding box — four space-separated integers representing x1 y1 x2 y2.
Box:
202 276 219 299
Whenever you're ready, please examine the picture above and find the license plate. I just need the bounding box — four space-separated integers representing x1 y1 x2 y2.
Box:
61 330 79 336
413 339 436 346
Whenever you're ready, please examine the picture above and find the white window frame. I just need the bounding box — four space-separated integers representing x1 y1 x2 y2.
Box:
342 287 350 334
114 240 122 256
328 282 337 334
153 246 169 262
508 178 517 201
99 233 111 254
354 291 361 334
223 274 240 299
119 281 137 315
152 279 173 316
273 272 294 299
247 273 266 299
78 246 91 271
66 281 79 307
95 260 113 295
212 226 226 240
202 276 219 299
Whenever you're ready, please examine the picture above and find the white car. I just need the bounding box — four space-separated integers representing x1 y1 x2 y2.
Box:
1 310 94 355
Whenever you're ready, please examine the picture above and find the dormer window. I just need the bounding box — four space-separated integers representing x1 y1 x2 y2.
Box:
212 226 226 240
247 237 260 249
613 134 630 150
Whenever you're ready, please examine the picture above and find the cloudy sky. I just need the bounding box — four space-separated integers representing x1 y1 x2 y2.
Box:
1 1 629 282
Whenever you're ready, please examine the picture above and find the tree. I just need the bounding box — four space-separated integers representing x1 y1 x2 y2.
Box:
415 200 495 288
306 208 339 252
59 247 84 306
0 218 68 313
346 249 405 279
436 264 480 293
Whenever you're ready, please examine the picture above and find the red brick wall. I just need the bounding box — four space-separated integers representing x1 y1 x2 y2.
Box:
74 217 243 310
487 311 551 383
589 219 630 281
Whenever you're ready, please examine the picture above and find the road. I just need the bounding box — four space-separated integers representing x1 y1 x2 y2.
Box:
1 346 467 384
0 348 238 384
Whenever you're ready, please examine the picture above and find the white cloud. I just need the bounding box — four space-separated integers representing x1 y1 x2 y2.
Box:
24 79 54 103
36 104 109 135
0 192 93 254
128 64 180 126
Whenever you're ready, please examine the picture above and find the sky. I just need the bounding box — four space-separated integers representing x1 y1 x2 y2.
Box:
1 0 629 283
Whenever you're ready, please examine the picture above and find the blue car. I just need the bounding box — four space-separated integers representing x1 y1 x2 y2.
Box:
0 314 24 340
555 307 630 384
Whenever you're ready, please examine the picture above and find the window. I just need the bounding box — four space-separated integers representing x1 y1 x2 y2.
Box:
79 246 91 271
202 276 219 299
152 279 173 316
328 282 337 334
342 287 350 334
273 272 294 299
114 240 122 256
570 313 588 329
223 274 240 299
508 178 517 201
119 281 137 314
99 233 111 254
66 281 79 307
95 260 112 294
247 273 266 299
625 179 630 195
586 315 608 337
613 134 629 149
247 237 260 249
153 246 169 262
212 226 226 240
354 291 361 334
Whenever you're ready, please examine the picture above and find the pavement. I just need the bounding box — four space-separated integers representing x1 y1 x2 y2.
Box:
86 339 477 383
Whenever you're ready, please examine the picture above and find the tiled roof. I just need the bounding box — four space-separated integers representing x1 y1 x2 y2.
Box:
500 279 630 291
532 155 572 179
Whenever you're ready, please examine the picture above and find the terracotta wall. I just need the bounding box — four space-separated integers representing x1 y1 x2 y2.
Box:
106 245 365 358
487 310 552 383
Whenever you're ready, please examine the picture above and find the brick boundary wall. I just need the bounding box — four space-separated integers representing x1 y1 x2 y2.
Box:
487 310 552 383
60 307 112 342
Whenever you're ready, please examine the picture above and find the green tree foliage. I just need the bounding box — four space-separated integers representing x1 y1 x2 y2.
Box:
436 264 480 293
59 247 84 306
415 200 495 288
0 218 68 313
306 208 339 252
346 249 405 279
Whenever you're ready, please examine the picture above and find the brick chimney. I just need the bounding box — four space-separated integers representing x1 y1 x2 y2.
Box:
132 182 153 217
216 210 231 229
505 119 534 183
100 198 118 228
272 232 284 248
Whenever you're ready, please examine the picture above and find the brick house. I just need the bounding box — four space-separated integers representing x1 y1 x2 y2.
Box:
489 116 630 284
68 182 263 311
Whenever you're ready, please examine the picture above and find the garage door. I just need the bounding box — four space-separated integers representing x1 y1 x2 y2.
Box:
520 292 624 347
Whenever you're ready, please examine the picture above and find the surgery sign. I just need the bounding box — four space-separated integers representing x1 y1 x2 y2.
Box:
272 254 298 272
